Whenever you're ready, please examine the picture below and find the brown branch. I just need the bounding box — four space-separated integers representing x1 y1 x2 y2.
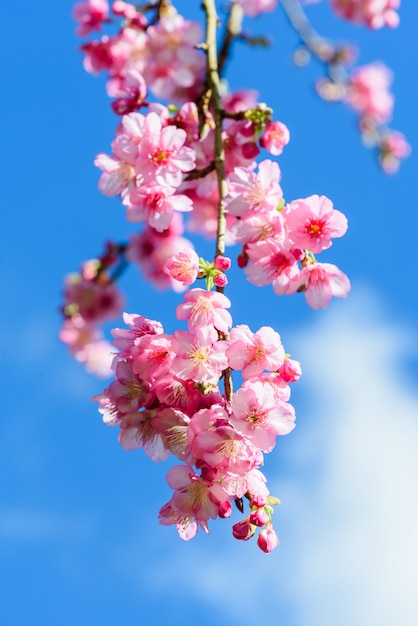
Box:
202 0 233 403
218 3 244 77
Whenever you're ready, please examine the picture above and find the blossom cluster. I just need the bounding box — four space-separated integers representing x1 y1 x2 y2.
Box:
59 248 124 376
330 0 400 29
63 0 405 550
95 288 300 551
317 61 410 173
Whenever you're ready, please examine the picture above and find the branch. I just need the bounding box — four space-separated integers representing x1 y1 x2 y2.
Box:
218 3 244 77
202 0 233 403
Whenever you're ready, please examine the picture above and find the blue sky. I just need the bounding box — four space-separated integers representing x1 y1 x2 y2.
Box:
2 1 418 625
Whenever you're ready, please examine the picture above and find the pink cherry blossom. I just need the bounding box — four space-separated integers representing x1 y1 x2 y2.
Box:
76 339 114 377
151 407 191 463
165 248 200 286
187 406 264 475
127 184 193 231
291 262 351 309
165 465 231 536
345 63 394 124
284 194 348 253
73 0 109 37
111 312 164 356
118 410 170 461
227 324 285 378
126 220 195 291
245 240 300 295
171 329 229 384
176 288 232 334
379 130 411 174
330 0 400 29
106 359 151 414
63 274 123 324
225 160 283 217
131 333 173 382
144 14 206 102
134 112 196 187
230 381 296 452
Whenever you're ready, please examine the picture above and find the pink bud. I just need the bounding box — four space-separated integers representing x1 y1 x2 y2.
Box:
249 508 270 527
237 251 249 268
257 525 279 553
242 142 260 160
232 519 256 541
279 358 302 383
214 256 231 271
260 120 290 156
213 273 228 288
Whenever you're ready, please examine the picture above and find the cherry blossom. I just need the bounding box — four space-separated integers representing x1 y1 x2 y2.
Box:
284 194 348 253
73 0 109 37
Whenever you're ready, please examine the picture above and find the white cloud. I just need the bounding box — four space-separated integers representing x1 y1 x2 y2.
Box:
280 286 418 626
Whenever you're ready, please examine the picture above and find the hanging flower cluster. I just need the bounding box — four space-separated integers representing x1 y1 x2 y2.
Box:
95 291 300 549
61 0 406 551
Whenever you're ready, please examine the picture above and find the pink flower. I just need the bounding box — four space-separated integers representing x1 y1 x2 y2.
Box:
260 121 290 156
127 220 195 291
165 465 231 536
94 153 136 198
284 194 348 253
176 288 232 335
230 381 296 452
227 324 285 378
245 240 299 295
292 262 351 309
111 312 164 356
379 130 411 174
225 160 283 217
330 0 400 29
144 14 206 103
165 248 200 286
171 329 229 384
187 407 263 475
127 184 193 231
73 0 109 37
106 359 151 414
158 502 198 541
118 410 170 461
111 69 147 115
131 334 173 382
345 63 394 124
63 274 123 324
76 339 114 377
135 112 196 187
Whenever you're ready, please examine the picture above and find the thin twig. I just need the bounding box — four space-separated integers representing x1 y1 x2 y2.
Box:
218 3 244 77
